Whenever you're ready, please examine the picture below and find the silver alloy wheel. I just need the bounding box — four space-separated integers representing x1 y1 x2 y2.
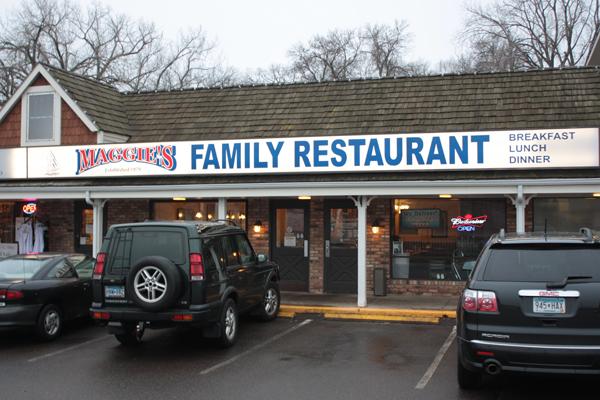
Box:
264 288 278 315
224 306 236 340
44 310 60 336
133 266 168 303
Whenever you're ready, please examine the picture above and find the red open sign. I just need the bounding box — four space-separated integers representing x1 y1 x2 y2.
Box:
22 203 37 215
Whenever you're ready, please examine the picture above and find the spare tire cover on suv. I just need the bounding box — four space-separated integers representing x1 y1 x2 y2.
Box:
127 256 183 312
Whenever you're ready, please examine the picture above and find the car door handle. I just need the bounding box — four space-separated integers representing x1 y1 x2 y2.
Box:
325 240 330 258
304 240 309 258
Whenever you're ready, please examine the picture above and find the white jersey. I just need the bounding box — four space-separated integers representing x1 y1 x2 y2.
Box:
17 221 33 254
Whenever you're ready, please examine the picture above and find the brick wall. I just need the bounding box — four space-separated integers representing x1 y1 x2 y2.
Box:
247 198 269 255
36 200 75 252
61 101 96 145
0 99 21 148
106 200 150 226
309 198 324 293
366 198 391 293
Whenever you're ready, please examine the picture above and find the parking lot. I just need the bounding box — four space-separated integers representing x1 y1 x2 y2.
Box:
0 317 597 400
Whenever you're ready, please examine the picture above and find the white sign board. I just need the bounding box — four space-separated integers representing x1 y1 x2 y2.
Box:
0 148 27 179
19 128 600 179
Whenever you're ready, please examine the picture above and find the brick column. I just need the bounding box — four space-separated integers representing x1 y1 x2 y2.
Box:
309 198 324 293
247 198 269 255
106 199 150 226
366 198 391 294
37 200 75 252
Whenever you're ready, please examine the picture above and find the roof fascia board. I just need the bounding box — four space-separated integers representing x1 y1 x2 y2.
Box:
0 65 99 132
0 178 599 200
587 33 600 66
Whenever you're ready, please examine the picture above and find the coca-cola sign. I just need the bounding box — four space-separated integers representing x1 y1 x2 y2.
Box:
451 214 488 232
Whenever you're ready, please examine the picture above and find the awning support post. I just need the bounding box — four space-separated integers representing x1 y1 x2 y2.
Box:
218 198 227 220
85 191 107 258
350 195 375 308
506 185 535 234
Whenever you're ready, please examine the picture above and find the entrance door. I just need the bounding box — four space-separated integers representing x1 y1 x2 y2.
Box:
74 202 93 255
270 200 310 291
324 199 358 293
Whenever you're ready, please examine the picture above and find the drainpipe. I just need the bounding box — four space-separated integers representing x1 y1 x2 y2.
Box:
350 196 375 308
218 198 227 220
85 191 107 257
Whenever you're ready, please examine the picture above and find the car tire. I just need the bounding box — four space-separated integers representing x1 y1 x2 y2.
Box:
127 256 182 312
115 322 145 346
217 298 238 348
457 357 482 390
256 282 280 321
35 304 63 341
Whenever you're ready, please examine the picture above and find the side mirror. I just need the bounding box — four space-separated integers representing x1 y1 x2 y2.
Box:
257 253 268 263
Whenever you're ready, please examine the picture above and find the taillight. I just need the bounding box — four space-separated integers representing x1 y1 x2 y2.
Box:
462 289 478 311
477 291 498 312
92 311 110 320
0 289 24 300
93 252 106 279
190 253 204 281
462 289 498 313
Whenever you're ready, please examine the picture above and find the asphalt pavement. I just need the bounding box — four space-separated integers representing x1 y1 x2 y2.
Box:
0 317 597 400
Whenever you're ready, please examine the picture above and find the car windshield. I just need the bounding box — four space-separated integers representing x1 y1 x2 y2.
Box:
0 256 52 280
482 244 600 282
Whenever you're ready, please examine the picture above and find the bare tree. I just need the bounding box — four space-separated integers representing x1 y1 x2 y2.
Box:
0 0 231 101
288 29 364 81
363 20 412 77
461 0 600 70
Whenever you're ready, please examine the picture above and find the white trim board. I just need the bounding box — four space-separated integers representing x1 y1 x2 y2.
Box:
0 178 599 200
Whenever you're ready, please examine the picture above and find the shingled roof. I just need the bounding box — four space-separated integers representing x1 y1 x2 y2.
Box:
40 66 600 142
44 65 130 137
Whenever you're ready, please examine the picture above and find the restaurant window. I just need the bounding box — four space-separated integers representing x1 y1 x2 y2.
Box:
533 198 600 232
391 198 506 281
152 200 247 231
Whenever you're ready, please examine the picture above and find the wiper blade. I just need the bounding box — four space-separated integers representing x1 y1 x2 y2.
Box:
546 276 593 289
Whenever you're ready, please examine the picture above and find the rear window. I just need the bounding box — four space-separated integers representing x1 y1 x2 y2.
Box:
107 228 187 274
482 244 600 282
0 257 50 279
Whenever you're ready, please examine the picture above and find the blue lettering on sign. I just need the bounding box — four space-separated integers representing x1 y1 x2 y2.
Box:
457 226 476 232
365 139 384 166
204 144 220 169
426 136 446 165
267 141 284 168
470 135 490 164
253 142 267 168
449 136 468 164
348 139 366 166
223 143 241 169
295 141 310 167
313 140 329 167
406 137 424 165
384 138 402 166
191 144 204 169
331 139 347 167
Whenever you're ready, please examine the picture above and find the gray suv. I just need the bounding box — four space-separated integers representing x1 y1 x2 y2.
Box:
90 221 280 347
457 228 600 388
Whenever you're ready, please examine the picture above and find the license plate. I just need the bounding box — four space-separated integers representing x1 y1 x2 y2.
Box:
104 286 125 299
0 302 5 307
533 297 565 314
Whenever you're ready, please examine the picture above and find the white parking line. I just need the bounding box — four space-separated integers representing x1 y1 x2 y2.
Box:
415 325 457 390
200 319 313 375
27 335 112 363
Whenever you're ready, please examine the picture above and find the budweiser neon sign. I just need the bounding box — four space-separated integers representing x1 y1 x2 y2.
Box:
75 145 177 175
451 214 488 232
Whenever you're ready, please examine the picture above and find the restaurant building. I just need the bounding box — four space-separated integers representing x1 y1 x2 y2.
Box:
0 64 599 306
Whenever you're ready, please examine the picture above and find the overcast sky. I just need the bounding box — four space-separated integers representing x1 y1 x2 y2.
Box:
0 0 484 73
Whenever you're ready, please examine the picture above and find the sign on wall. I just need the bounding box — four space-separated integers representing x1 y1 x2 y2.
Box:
12 128 600 179
0 148 27 179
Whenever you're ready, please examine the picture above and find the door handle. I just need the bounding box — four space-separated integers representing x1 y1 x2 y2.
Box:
325 240 330 258
304 240 309 258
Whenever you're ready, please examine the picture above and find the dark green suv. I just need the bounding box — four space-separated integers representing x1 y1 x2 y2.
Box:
90 221 280 347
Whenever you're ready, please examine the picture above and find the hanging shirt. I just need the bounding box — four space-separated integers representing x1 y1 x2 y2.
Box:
32 222 46 253
17 221 33 254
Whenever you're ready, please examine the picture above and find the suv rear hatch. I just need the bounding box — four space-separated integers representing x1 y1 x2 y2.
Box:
473 243 600 347
98 225 191 309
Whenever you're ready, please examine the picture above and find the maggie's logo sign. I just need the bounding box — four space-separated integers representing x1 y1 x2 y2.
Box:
75 145 177 175
451 214 488 232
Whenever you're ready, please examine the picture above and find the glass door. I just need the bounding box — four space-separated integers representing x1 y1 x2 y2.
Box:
324 199 358 293
270 200 310 291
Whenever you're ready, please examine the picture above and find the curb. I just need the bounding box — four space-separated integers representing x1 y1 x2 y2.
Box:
279 304 456 324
